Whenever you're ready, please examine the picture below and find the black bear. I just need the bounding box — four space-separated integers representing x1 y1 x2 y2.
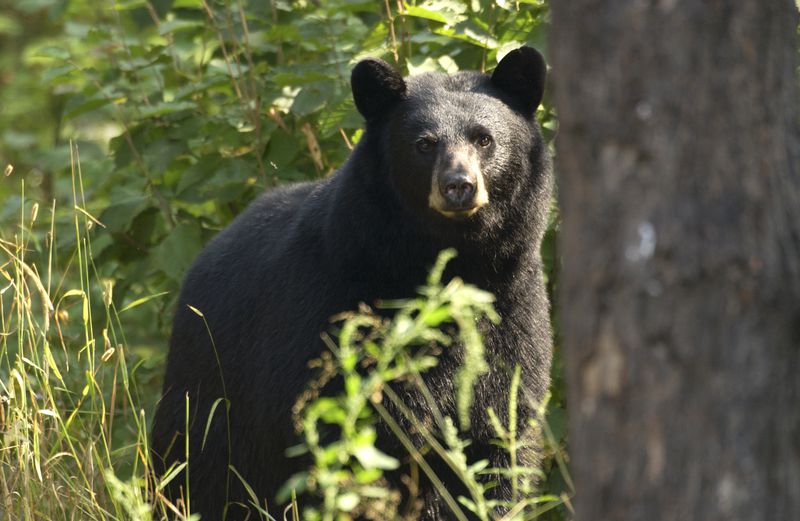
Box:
151 46 552 520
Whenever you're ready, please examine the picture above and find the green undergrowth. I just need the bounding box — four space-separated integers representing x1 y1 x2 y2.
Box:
289 249 573 521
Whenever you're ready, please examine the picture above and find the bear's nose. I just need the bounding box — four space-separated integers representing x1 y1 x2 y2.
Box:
440 174 476 208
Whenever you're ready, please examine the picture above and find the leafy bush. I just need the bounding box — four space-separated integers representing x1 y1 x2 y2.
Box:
2 0 554 330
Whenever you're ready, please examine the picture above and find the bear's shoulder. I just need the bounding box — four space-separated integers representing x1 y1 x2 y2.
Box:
180 180 322 292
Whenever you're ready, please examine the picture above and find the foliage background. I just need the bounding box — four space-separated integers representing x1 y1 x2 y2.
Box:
0 0 567 518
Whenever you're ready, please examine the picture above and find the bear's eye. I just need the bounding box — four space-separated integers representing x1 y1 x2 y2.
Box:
416 138 436 153
477 134 493 147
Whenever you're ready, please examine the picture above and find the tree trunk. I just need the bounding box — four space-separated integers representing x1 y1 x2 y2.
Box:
550 2 800 520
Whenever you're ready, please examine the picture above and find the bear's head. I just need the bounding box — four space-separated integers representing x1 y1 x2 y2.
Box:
351 47 550 243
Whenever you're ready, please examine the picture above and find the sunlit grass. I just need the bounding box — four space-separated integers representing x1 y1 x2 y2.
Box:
0 144 182 520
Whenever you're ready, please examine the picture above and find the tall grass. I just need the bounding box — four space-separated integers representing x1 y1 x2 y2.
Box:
0 145 171 520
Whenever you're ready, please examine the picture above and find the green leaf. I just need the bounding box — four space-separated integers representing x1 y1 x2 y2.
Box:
421 305 452 327
177 156 221 195
153 223 204 283
265 130 301 171
42 64 76 84
403 2 468 25
158 18 204 36
35 46 70 60
404 5 448 24
337 493 360 512
138 101 197 118
352 445 399 470
64 93 117 120
291 84 330 117
100 195 150 232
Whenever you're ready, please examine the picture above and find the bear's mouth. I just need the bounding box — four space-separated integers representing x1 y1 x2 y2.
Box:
434 206 483 220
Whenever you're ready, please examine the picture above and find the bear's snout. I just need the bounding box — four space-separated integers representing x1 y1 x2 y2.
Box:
428 152 489 218
440 172 477 208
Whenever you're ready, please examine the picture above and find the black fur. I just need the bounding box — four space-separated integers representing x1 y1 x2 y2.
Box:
351 58 407 122
151 47 553 520
490 46 547 117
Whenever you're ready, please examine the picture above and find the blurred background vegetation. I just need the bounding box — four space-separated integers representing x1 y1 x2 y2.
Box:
0 0 566 519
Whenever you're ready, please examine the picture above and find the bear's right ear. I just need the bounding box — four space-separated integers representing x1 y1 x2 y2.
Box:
491 46 547 117
351 58 406 122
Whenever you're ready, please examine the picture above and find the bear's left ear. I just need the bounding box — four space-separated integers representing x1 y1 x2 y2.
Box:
351 58 407 123
491 47 547 117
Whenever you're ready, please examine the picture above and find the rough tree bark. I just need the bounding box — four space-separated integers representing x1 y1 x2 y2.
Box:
551 2 800 520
